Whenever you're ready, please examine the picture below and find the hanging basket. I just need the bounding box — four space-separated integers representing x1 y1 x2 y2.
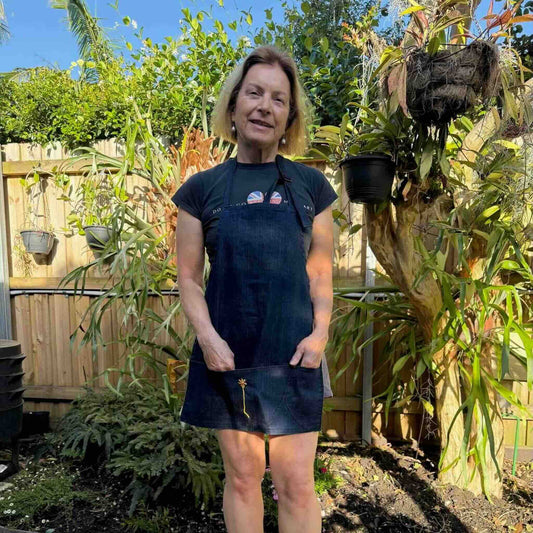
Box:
340 154 396 204
19 230 55 255
83 225 113 251
405 40 499 126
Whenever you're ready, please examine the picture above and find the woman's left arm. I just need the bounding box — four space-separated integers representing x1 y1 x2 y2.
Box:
290 205 334 367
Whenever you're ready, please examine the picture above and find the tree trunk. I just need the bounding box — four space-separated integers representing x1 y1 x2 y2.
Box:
365 196 503 497
432 339 467 487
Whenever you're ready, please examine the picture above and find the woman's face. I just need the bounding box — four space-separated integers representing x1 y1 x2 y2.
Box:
231 63 292 153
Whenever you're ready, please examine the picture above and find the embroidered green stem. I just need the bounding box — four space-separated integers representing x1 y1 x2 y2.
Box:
238 378 250 418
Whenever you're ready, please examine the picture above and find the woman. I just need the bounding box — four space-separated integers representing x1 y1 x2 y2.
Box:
172 45 337 533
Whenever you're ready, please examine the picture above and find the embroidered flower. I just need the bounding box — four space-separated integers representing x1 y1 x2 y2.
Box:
238 378 250 418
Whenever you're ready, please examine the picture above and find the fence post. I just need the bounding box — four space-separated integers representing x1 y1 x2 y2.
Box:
361 239 376 446
0 147 13 339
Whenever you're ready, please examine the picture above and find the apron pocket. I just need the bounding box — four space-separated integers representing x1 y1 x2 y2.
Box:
283 365 324 431
207 364 323 432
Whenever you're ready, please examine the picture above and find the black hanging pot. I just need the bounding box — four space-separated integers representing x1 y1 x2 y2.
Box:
340 154 396 204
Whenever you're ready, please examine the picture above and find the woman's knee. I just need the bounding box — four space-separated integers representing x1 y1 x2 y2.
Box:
217 430 266 495
271 467 316 507
268 432 318 507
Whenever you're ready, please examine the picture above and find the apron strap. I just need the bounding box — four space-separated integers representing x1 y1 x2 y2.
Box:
274 155 313 230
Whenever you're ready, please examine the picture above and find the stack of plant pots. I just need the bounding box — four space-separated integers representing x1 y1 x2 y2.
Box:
0 340 26 480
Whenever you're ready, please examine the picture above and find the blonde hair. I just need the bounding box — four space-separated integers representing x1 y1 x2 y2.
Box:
211 45 311 156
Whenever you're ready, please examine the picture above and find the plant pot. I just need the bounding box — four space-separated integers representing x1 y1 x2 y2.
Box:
340 154 396 204
0 372 24 392
0 355 26 376
20 230 54 255
0 387 25 410
0 402 23 443
20 410 50 438
405 40 499 126
83 225 113 251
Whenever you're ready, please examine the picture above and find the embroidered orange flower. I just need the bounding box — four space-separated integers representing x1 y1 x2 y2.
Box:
238 378 250 419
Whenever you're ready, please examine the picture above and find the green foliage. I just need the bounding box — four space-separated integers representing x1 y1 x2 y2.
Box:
121 502 173 532
47 385 224 516
0 3 252 148
313 455 341 494
0 67 129 148
52 0 116 82
0 464 94 529
255 1 404 128
0 1 403 148
59 163 124 233
329 288 424 424
321 1 533 496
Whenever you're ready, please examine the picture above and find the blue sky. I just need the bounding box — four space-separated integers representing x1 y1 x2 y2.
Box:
0 0 286 73
0 1 531 74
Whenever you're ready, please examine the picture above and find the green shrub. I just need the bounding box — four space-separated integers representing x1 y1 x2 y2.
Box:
47 385 224 515
0 68 129 148
121 502 173 532
0 464 94 529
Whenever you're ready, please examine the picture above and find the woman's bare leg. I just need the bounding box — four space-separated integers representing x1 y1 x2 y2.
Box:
216 429 266 533
268 431 321 533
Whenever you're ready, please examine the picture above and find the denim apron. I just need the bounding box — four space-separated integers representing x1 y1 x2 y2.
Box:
179 155 324 434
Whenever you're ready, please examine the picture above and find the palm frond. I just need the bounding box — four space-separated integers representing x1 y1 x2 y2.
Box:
0 1 10 43
50 0 114 79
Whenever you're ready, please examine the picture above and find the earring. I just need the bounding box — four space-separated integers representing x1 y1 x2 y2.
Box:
280 135 286 146
231 122 236 136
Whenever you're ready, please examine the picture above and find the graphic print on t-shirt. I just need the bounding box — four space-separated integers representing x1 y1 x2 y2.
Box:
270 191 282 204
247 191 264 204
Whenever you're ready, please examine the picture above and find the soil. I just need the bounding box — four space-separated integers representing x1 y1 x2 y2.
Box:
0 436 531 533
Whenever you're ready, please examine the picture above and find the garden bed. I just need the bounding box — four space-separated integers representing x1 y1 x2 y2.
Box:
0 436 531 533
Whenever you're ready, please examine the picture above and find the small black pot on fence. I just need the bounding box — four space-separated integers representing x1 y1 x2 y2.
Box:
340 154 396 204
405 40 499 126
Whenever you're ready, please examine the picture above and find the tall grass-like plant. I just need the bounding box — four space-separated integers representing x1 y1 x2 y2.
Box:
57 98 234 400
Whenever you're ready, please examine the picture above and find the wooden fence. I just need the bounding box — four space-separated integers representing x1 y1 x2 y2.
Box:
1 139 531 458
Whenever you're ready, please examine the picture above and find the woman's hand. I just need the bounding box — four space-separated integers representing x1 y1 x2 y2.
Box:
289 331 328 369
197 331 235 372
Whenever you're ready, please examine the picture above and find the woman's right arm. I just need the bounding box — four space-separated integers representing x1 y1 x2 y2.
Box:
175 209 235 371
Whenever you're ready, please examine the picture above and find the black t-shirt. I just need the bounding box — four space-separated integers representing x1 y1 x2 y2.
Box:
171 157 338 265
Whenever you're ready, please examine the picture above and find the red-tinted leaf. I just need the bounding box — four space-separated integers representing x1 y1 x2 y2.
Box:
500 11 513 25
451 31 476 39
414 9 429 28
509 15 533 23
388 64 402 94
387 63 408 116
